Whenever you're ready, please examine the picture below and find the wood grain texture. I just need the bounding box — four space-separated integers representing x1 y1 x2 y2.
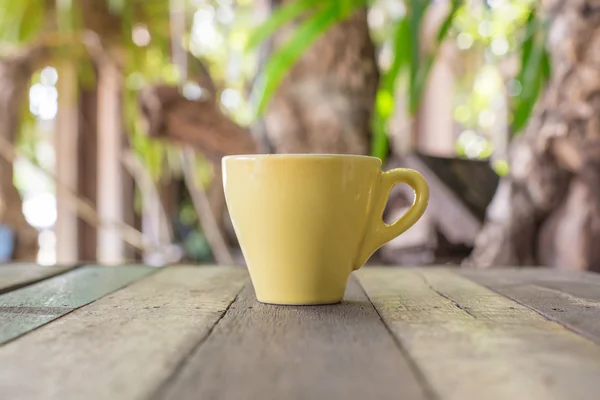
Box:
0 266 246 400
155 277 428 400
458 268 600 298
460 268 600 346
357 267 600 400
0 263 75 294
0 265 154 344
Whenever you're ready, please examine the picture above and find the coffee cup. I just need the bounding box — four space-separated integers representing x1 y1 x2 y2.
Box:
223 154 429 305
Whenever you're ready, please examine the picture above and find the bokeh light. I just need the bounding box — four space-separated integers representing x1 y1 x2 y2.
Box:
132 24 151 47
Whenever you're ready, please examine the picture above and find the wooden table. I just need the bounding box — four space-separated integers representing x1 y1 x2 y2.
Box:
2 264 600 400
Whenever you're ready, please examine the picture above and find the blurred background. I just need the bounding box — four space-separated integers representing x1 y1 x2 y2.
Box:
0 0 596 271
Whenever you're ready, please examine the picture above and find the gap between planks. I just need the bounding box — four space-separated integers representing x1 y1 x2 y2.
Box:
458 268 600 347
0 265 155 345
0 266 247 400
0 263 80 295
356 267 600 400
152 276 430 400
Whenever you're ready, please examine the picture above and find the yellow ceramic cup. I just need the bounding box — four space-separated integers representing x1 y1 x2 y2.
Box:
223 154 429 305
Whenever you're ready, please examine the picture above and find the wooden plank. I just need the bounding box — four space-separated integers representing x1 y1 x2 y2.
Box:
458 268 600 299
460 268 600 346
458 267 600 282
0 263 75 294
0 266 246 400
0 265 154 344
155 278 429 400
357 267 600 400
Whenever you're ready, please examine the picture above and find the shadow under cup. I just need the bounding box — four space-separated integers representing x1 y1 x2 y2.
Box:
223 154 429 305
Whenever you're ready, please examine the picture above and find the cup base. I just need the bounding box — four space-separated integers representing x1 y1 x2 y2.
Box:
256 296 343 306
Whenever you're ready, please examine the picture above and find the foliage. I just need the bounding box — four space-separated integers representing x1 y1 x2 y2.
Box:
449 0 546 164
0 1 45 49
372 0 461 159
0 0 257 262
510 7 550 134
0 0 555 170
247 0 370 116
248 0 462 161
0 0 557 218
249 0 549 164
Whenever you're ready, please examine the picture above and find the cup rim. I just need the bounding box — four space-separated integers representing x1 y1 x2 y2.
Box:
222 153 381 162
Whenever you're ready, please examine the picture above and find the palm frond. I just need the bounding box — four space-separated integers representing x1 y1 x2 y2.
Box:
409 0 460 113
511 9 550 134
371 0 462 160
252 0 368 116
246 0 324 50
0 0 45 44
371 17 410 160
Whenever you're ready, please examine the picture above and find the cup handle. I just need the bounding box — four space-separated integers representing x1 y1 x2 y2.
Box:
354 168 429 270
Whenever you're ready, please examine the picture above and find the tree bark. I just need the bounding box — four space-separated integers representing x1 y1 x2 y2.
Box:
138 4 379 257
263 4 379 154
465 0 600 271
138 84 257 162
77 85 99 262
139 6 378 158
80 0 138 264
0 46 47 261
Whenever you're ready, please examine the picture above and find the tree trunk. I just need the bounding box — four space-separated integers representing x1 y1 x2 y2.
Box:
80 0 136 264
138 4 378 257
465 0 600 271
77 85 99 262
264 4 379 154
139 5 378 158
0 46 47 261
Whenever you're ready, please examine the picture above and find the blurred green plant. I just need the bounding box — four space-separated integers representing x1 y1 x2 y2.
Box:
510 7 550 134
0 0 557 224
451 0 549 164
249 0 550 163
0 1 45 47
0 0 555 169
247 0 462 161
248 0 367 116
0 0 258 262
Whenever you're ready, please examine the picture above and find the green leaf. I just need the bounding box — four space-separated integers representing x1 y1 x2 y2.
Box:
370 0 462 160
518 9 537 75
540 46 551 80
56 0 74 32
408 0 428 101
0 1 32 44
436 0 461 43
370 112 389 161
19 1 45 41
409 0 461 113
370 17 410 160
384 17 410 91
252 1 365 116
108 0 127 15
0 0 45 44
409 56 432 114
375 90 395 119
246 0 323 50
511 9 550 134
492 159 510 176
